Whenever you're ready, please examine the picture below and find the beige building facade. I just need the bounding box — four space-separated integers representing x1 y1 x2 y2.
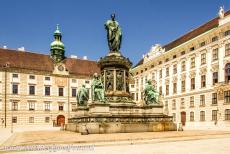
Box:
0 26 99 129
131 8 230 130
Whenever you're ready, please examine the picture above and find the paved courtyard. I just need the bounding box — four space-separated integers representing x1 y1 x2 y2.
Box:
1 130 230 153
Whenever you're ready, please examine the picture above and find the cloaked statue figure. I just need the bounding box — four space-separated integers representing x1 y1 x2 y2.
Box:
144 80 159 105
105 13 122 52
77 85 89 106
91 73 105 102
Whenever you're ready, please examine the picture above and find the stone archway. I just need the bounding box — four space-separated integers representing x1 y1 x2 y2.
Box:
57 115 65 126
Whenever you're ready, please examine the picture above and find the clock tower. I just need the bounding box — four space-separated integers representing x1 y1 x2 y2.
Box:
50 24 65 63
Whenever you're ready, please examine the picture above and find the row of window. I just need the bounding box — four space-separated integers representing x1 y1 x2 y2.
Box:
167 92 230 110
12 116 50 123
12 84 79 97
11 74 85 84
137 30 230 75
173 109 230 122
11 102 64 111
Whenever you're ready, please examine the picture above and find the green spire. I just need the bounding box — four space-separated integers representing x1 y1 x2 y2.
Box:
50 24 65 63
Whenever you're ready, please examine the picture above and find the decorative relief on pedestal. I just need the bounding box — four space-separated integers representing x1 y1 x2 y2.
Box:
116 70 124 91
105 70 114 91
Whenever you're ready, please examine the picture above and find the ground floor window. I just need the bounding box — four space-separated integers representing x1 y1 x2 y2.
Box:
200 111 205 121
12 117 17 123
212 110 217 121
29 117 34 123
172 113 176 122
225 109 230 120
190 112 194 121
45 117 50 123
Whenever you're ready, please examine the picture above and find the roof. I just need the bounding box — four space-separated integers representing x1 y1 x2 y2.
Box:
0 48 100 76
133 10 230 68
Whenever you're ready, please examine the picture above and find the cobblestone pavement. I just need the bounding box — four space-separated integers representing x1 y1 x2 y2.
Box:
1 136 230 154
2 130 230 146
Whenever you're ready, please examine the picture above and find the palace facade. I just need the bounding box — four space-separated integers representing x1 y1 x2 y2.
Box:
0 25 100 128
131 8 230 130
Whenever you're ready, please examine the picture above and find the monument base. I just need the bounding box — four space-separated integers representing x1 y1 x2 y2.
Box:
66 103 176 134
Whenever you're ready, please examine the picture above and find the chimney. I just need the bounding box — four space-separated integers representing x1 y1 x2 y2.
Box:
70 55 78 59
83 56 87 60
18 47 25 51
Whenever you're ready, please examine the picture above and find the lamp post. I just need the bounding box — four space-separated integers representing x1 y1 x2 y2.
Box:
2 63 10 128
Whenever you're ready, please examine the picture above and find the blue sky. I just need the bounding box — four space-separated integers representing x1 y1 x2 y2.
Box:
0 0 229 65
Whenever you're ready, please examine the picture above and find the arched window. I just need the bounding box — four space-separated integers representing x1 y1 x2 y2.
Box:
225 63 230 82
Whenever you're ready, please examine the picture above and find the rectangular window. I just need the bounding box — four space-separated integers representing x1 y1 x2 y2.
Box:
200 41 205 47
224 90 230 103
59 87 64 96
225 109 230 120
212 36 218 42
213 72 218 85
166 85 169 95
44 102 50 111
12 74 18 78
159 86 162 95
28 102 35 111
180 98 185 109
85 80 90 84
200 111 205 121
12 117 17 123
45 117 50 123
212 93 217 105
29 75 35 80
181 61 186 72
59 104 64 111
190 112 194 121
173 113 176 122
166 67 169 77
45 76 50 81
200 95 205 106
191 78 195 90
181 80 185 92
159 70 162 79
29 117 34 123
72 88 77 97
12 102 18 111
201 53 206 65
224 30 230 36
212 48 218 61
201 75 206 88
172 99 176 110
190 96 194 107
190 57 195 68
12 84 18 94
29 85 35 95
173 82 177 94
72 79 76 83
45 86 50 96
173 64 177 74
212 110 217 121
225 43 230 56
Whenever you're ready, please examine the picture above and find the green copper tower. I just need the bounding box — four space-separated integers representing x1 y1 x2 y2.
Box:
50 24 65 63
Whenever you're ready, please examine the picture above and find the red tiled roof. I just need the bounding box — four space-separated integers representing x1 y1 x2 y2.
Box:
134 10 230 68
0 48 100 76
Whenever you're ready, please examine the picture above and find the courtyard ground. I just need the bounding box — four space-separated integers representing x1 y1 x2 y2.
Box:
0 130 230 153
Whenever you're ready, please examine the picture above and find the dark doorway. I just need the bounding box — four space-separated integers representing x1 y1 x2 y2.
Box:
57 115 65 126
181 112 186 126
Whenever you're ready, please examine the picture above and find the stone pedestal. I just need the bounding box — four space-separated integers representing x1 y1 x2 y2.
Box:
89 102 111 116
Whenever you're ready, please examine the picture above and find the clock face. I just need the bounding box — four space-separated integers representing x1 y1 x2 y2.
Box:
58 65 64 71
